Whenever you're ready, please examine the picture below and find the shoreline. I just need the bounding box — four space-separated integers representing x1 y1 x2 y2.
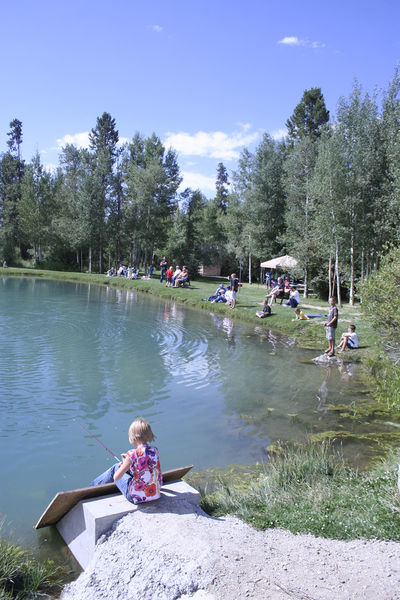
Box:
0 266 372 345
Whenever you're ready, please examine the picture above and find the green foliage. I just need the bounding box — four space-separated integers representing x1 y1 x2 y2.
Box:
0 536 63 599
360 246 400 361
201 442 400 541
215 162 229 213
286 87 329 142
360 246 400 330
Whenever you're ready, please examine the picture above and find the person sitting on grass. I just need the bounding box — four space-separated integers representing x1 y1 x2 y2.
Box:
256 300 272 318
204 283 226 302
285 285 301 308
292 307 327 321
292 307 309 320
336 324 359 353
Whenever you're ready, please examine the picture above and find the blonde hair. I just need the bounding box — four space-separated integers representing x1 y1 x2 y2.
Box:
129 417 156 445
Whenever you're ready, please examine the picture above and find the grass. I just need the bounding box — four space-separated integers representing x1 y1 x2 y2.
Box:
200 441 400 541
0 534 64 599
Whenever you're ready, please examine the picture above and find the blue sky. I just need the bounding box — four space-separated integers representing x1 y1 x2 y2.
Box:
1 0 399 197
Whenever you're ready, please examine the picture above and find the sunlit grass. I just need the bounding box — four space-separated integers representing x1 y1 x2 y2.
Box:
0 530 64 599
201 442 400 541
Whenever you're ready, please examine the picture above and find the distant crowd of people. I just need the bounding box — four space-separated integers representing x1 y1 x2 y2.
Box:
106 264 142 279
159 257 190 287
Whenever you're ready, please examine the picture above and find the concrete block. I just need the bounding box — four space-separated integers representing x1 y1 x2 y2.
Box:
56 480 199 569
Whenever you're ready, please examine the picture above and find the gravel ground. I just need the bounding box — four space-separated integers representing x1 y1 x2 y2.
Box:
61 494 400 600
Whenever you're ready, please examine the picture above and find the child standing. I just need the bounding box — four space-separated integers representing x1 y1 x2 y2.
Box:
90 418 162 504
230 273 239 309
166 266 173 287
324 297 338 357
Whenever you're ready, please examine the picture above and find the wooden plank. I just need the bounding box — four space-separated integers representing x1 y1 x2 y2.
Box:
35 465 193 529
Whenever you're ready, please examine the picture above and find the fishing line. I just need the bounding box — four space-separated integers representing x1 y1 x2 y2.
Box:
73 419 120 461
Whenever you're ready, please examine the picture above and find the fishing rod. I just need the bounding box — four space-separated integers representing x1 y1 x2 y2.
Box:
73 419 120 461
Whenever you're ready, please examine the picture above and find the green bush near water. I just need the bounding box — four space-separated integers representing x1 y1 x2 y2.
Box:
0 536 63 599
201 442 400 541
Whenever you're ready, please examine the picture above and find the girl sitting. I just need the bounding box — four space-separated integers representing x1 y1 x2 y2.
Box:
90 417 162 504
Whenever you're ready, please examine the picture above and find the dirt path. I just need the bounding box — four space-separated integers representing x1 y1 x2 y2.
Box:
61 495 400 600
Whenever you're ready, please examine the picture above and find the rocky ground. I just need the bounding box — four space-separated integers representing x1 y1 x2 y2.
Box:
61 493 400 600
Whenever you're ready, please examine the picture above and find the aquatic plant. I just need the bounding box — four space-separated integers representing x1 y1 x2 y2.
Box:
0 535 63 599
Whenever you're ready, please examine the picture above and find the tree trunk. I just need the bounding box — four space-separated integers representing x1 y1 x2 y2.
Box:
88 246 92 274
328 255 332 298
303 268 308 298
361 247 365 280
349 209 355 305
116 188 121 264
99 245 103 274
349 232 354 305
335 241 341 307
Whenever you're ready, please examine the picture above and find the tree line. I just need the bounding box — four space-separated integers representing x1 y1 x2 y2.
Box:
1 68 399 303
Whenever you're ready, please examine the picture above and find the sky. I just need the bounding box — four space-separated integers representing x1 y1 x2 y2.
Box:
1 0 399 197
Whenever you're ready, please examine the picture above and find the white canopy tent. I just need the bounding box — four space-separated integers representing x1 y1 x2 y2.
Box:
260 255 298 269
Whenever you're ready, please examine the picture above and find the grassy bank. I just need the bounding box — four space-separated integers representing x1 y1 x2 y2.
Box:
0 536 64 599
200 441 400 541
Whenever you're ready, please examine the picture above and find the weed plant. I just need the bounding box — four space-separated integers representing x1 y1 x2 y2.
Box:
201 442 400 541
0 535 63 599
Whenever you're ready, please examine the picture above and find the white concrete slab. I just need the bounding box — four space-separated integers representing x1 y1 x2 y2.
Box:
57 480 200 569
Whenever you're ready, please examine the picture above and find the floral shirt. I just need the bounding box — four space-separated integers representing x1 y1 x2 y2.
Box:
127 444 162 504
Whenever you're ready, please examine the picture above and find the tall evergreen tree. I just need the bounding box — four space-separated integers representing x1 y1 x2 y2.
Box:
215 162 229 213
0 119 25 262
286 87 330 142
89 112 119 273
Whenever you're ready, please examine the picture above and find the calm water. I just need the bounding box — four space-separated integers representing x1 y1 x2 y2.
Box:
0 277 373 543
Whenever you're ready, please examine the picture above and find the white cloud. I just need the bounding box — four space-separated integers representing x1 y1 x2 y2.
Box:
55 132 130 151
278 36 325 49
152 25 163 33
278 36 302 46
180 171 216 194
164 128 259 161
56 132 90 149
236 122 252 131
271 128 287 140
43 162 58 173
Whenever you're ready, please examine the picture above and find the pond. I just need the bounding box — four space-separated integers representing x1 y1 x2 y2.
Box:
0 276 376 545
